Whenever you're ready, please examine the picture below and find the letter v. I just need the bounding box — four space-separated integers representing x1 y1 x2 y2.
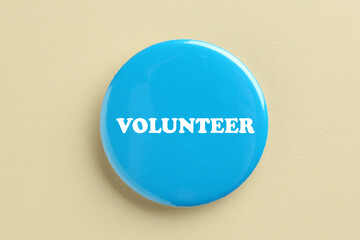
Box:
116 118 133 133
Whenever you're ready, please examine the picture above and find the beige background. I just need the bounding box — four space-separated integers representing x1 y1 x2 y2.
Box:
1 0 360 239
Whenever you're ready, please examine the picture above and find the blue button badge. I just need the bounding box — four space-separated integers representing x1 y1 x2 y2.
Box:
100 40 268 207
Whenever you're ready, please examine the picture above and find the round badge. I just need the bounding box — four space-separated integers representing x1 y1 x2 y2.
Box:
100 40 268 207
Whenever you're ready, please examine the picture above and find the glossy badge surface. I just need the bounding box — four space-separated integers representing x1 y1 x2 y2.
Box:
100 40 268 207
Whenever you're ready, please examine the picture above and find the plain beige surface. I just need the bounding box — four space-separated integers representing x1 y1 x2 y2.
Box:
1 0 360 239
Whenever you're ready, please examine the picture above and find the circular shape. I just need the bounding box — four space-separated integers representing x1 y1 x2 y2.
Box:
100 40 268 207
